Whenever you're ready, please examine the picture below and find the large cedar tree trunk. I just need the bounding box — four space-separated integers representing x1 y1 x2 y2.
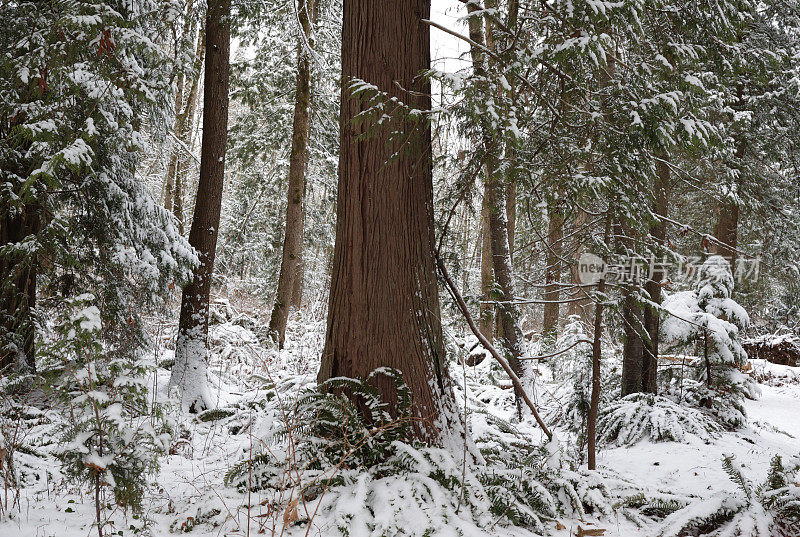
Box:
268 0 315 348
170 0 230 413
318 0 458 444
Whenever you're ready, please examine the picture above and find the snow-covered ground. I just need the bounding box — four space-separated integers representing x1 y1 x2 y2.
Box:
3 311 799 537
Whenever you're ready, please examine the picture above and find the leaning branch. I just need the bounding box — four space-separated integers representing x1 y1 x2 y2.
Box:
436 253 553 440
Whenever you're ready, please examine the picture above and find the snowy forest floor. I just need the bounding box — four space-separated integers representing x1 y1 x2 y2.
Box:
3 299 800 537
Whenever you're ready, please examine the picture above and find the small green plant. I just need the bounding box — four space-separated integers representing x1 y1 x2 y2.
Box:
597 393 721 446
226 367 415 493
659 454 800 537
47 295 169 535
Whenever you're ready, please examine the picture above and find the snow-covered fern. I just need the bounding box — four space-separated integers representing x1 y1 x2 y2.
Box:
597 393 721 446
659 455 800 537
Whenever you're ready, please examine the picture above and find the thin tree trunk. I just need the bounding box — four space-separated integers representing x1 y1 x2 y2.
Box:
318 0 459 445
542 197 563 344
506 181 516 258
587 283 605 470
494 179 516 339
269 0 314 348
467 0 525 410
170 0 230 413
621 286 646 397
174 29 206 235
642 157 669 393
164 0 196 213
479 193 494 342
712 200 739 267
619 212 648 397
290 238 304 307
467 2 494 343
568 209 593 327
495 0 518 340
164 73 184 213
587 215 611 470
712 137 744 269
485 171 526 412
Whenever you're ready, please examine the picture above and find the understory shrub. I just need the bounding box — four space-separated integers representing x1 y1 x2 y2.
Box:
225 368 620 536
597 393 721 446
659 454 800 537
47 295 169 519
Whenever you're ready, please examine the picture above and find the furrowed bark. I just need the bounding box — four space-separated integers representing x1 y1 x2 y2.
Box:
269 0 315 348
318 0 459 445
170 0 230 413
542 197 564 344
642 157 670 393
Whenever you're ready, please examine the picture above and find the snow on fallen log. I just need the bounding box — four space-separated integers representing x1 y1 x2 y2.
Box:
742 333 800 367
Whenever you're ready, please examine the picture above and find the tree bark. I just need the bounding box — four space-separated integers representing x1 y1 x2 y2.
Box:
0 203 39 374
485 171 526 412
467 0 525 410
164 0 196 214
712 200 738 268
466 2 494 344
268 0 314 348
568 209 593 327
642 157 669 394
587 215 610 470
170 0 230 413
164 71 183 213
542 197 564 344
318 0 458 445
479 191 494 342
174 29 206 235
621 287 646 397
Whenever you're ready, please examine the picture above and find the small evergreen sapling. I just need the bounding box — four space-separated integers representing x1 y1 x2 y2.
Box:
660 256 757 428
50 295 168 535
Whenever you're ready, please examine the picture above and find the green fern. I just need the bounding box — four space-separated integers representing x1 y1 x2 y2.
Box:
722 454 753 501
597 393 721 446
659 455 800 537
